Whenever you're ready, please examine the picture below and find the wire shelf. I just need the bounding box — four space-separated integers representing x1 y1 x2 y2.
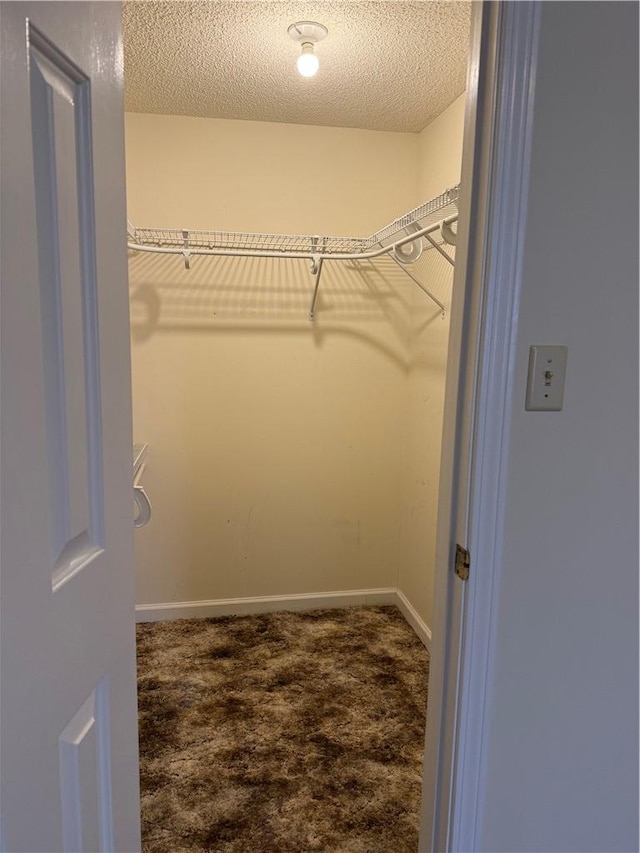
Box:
127 185 459 320
128 185 459 259
368 185 459 248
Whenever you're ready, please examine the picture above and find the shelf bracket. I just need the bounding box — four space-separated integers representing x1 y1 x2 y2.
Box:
441 217 457 246
389 253 446 317
308 254 324 321
182 229 191 269
423 231 455 266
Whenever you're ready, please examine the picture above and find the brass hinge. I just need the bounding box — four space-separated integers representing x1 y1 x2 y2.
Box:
454 543 470 581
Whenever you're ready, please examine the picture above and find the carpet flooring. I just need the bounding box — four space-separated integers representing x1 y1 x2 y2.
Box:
136 605 430 853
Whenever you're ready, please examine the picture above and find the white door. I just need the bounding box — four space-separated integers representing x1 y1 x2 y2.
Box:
0 3 140 851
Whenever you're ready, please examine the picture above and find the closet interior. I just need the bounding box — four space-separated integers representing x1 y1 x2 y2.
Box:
127 109 465 632
125 0 470 846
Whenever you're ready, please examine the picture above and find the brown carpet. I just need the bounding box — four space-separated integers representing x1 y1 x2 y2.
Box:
136 605 430 853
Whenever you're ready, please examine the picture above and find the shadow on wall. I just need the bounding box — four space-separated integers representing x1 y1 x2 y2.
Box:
128 246 453 371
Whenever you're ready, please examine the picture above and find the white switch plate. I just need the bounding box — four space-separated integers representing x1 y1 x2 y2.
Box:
525 345 568 411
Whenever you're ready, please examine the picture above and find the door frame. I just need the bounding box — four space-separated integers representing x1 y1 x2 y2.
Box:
420 2 542 850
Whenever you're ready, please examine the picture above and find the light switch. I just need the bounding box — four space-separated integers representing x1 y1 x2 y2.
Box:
525 345 568 411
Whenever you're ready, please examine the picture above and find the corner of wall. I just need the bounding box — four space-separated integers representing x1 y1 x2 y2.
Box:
396 90 466 630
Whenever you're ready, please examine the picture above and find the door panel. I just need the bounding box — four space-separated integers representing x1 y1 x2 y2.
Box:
0 4 140 850
30 24 104 588
58 681 110 853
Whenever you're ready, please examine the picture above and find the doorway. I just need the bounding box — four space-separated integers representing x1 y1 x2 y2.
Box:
123 2 471 850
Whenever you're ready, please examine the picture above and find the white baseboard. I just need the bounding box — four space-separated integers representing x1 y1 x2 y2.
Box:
135 588 397 623
395 590 432 651
135 587 431 652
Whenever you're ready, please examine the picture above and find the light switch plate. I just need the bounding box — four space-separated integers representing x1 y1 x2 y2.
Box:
525 345 568 411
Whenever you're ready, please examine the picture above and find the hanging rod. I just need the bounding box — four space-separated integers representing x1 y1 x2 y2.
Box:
127 185 459 320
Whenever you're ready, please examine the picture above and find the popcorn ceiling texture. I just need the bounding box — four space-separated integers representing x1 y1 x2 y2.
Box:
123 1 471 133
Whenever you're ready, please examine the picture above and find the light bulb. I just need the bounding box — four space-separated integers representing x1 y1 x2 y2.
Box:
297 43 319 77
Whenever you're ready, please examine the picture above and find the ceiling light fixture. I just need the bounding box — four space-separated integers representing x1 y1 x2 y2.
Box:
288 21 327 78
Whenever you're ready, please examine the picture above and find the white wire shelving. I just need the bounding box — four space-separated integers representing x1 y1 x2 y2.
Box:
127 184 459 320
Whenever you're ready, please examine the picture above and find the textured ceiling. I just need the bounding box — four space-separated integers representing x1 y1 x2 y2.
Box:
123 1 471 133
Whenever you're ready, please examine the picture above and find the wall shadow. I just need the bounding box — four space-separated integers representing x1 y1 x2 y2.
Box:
129 246 454 372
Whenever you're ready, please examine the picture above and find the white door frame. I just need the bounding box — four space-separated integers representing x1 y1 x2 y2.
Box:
420 2 542 850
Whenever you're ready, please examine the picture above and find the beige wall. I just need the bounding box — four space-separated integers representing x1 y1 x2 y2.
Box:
127 109 464 615
418 94 466 201
127 113 423 606
397 95 466 626
125 114 420 235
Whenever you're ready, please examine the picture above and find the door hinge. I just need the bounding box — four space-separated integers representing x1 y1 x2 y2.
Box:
454 543 470 581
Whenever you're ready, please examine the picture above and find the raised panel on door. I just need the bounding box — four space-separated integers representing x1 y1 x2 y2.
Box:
58 680 113 853
29 22 105 591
